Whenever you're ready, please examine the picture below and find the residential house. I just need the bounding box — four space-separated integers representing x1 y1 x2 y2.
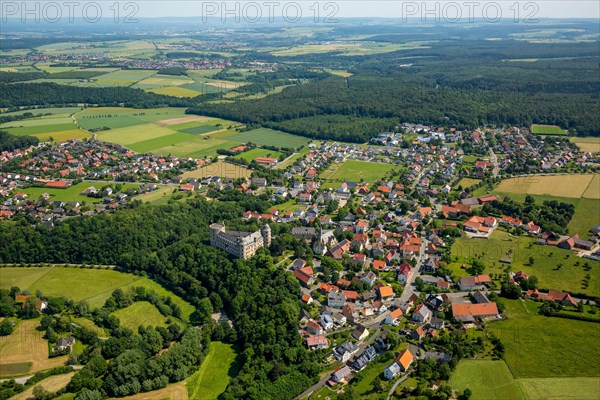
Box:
385 308 404 326
412 304 432 324
306 335 329 350
328 291 346 308
333 341 359 362
451 303 500 322
351 324 370 341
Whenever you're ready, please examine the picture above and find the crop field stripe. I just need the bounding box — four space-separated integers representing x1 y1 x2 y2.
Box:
128 132 197 153
180 125 221 135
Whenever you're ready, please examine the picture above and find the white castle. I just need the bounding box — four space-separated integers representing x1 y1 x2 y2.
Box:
209 222 271 259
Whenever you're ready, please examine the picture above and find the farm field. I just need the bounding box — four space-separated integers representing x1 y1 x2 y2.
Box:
134 74 194 88
115 384 189 400
450 230 599 296
11 372 75 400
21 182 140 204
155 138 239 158
74 107 188 130
76 69 156 86
112 301 168 330
227 128 310 148
320 160 396 189
271 42 419 56
0 107 83 117
186 341 240 400
571 137 600 152
517 377 600 400
0 319 68 376
488 300 600 378
530 124 567 135
127 132 197 153
147 86 202 97
448 360 525 400
233 148 282 162
493 174 598 199
0 267 195 320
180 161 251 180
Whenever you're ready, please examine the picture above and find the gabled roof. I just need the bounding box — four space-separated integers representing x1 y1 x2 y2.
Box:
397 349 414 370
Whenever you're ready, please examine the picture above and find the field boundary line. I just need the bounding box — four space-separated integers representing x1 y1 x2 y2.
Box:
23 265 56 292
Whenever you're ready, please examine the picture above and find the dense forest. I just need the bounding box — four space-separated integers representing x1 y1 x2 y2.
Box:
0 198 318 399
0 83 195 108
0 130 39 152
190 75 600 142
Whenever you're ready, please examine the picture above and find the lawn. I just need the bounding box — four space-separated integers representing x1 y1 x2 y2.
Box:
450 230 599 296
21 182 140 204
455 177 481 189
488 300 600 378
448 360 525 400
12 372 75 400
571 137 600 153
186 341 240 400
0 267 194 321
461 155 479 164
494 174 598 199
0 319 68 376
233 148 283 162
320 160 396 189
530 124 567 135
227 128 310 149
112 301 168 330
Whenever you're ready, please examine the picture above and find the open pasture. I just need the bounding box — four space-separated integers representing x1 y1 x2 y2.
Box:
227 128 309 149
0 319 68 376
518 377 600 400
0 267 194 320
494 174 598 199
74 69 156 87
530 124 567 135
320 160 396 189
449 360 525 400
186 341 240 400
488 300 600 378
112 301 168 330
450 230 599 296
97 123 177 145
455 177 481 189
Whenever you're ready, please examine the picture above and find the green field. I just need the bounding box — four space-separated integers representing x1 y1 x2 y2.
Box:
128 132 197 153
449 360 526 400
77 69 156 87
112 301 168 330
450 230 599 296
179 124 223 135
488 300 600 378
186 342 240 400
518 377 600 400
455 177 481 189
0 267 194 321
147 86 202 97
21 182 140 204
5 123 76 136
531 124 567 135
233 148 283 162
320 160 396 189
227 128 309 149
75 107 188 130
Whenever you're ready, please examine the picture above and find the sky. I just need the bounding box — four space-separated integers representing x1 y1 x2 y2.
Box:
128 1 599 19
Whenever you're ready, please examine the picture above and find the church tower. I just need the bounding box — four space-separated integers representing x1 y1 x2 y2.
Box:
261 224 272 248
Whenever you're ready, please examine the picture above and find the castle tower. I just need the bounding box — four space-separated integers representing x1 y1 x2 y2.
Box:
261 224 272 248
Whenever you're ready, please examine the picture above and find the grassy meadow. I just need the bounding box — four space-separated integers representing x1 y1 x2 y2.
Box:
21 182 140 204
488 300 600 379
0 267 195 321
530 124 567 135
234 148 283 162
320 160 396 189
227 128 310 149
186 342 240 400
112 301 168 330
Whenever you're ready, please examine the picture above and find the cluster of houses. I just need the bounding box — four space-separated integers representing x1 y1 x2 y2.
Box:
6 139 202 182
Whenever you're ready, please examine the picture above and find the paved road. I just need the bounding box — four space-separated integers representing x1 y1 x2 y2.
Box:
398 235 427 304
387 373 409 400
